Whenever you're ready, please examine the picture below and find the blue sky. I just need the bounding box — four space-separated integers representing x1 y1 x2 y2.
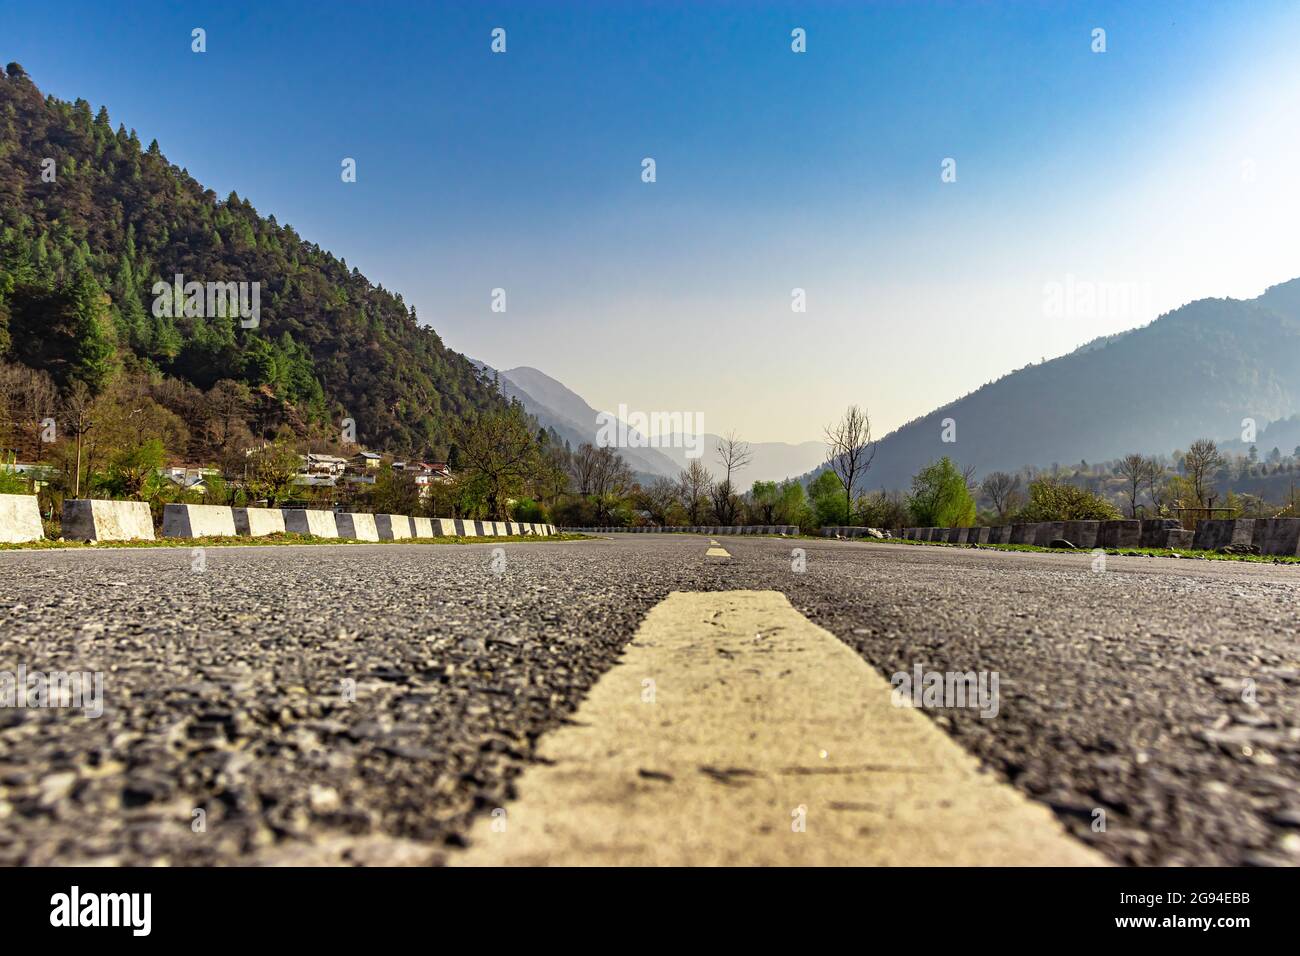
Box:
6 1 1300 442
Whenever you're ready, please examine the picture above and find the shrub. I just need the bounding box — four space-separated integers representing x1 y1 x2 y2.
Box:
907 457 977 527
1016 477 1121 521
512 497 548 522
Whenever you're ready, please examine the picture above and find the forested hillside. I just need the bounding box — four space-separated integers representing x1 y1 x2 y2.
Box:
0 63 505 460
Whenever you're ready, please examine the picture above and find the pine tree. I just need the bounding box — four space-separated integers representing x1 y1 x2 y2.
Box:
65 271 118 393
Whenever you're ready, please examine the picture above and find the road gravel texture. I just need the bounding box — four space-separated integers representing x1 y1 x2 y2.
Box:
0 535 1297 866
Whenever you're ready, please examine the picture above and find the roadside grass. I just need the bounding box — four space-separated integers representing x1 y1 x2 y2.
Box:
857 536 1300 564
0 532 589 551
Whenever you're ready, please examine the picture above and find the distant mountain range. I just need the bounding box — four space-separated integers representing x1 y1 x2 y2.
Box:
798 277 1300 491
472 362 826 487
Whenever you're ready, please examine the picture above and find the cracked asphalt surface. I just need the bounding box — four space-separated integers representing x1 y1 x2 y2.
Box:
1 534 1297 866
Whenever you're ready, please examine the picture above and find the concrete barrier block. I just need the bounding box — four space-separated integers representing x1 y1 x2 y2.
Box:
1139 519 1182 548
434 518 458 536
233 507 286 537
1164 529 1195 550
163 503 238 538
967 527 991 544
1098 520 1140 548
62 499 155 542
1009 523 1037 545
282 509 339 538
1252 518 1300 556
476 521 494 536
493 521 509 536
336 513 379 541
1060 520 1100 549
375 514 413 540
1192 518 1255 552
0 493 44 543
1032 521 1066 547
411 517 434 538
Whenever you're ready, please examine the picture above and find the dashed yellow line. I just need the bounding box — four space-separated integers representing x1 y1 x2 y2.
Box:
451 590 1105 866
705 545 731 558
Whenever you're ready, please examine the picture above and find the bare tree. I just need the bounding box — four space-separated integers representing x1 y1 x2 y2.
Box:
1183 439 1224 508
61 382 96 497
715 432 752 489
677 459 712 524
711 433 752 526
1114 454 1152 517
541 444 572 502
595 447 632 499
979 471 1021 520
636 476 678 524
824 405 876 525
569 443 601 496
10 364 58 458
710 478 742 526
205 379 253 450
1144 457 1167 515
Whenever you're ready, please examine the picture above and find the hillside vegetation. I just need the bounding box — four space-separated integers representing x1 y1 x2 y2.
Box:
0 63 505 461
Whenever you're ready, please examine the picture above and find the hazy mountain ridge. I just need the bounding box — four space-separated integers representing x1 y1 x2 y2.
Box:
469 360 681 482
475 363 828 486
800 278 1300 490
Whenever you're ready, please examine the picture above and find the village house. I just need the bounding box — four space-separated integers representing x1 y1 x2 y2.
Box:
395 461 453 497
164 464 221 494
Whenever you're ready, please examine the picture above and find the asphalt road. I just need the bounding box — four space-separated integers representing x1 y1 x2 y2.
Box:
1 534 1297 866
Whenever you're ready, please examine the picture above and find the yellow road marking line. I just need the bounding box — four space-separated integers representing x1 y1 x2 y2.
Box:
704 546 731 558
451 590 1106 866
